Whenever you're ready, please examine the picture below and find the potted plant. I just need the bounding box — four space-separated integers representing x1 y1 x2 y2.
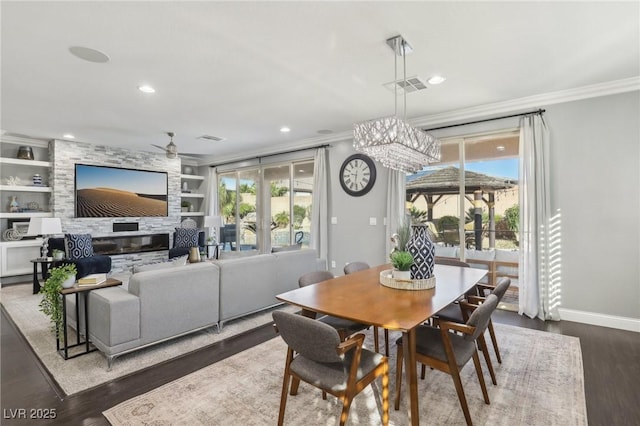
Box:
39 264 77 334
390 251 413 280
181 201 190 212
52 248 65 260
391 218 412 253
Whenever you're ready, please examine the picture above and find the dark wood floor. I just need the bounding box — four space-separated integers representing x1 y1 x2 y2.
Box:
1 305 639 426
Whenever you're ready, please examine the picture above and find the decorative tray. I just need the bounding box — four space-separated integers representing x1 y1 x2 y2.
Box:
379 269 436 291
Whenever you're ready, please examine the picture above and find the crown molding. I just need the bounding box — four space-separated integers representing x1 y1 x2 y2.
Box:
202 77 640 166
412 76 640 129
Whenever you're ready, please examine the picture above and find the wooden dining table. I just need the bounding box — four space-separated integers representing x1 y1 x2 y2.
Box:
276 263 487 426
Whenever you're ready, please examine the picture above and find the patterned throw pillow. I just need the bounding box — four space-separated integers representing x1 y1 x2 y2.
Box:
174 228 199 248
64 234 94 260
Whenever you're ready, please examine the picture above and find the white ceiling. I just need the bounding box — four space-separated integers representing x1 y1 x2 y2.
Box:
2 1 638 164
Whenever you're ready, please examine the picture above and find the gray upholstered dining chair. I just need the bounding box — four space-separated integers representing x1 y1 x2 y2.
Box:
272 311 389 426
343 261 370 275
298 271 372 344
342 262 390 356
435 277 511 370
395 294 499 426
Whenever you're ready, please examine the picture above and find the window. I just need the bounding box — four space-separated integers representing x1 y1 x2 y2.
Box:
218 160 314 253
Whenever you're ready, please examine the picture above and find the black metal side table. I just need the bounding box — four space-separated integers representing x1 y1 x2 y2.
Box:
30 257 64 294
57 278 122 360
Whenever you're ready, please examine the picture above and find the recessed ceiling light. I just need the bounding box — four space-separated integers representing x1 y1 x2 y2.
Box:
280 127 291 133
496 145 506 151
427 75 446 85
138 85 155 93
69 46 110 63
63 133 75 139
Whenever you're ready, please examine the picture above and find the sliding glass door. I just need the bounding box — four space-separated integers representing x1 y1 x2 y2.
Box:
218 159 314 253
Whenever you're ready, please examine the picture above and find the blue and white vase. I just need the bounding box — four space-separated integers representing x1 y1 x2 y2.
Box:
406 224 435 279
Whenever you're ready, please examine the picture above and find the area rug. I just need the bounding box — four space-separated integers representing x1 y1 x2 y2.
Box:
103 323 587 425
0 283 296 396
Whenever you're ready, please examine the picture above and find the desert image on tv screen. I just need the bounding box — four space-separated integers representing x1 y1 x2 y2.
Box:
75 165 168 217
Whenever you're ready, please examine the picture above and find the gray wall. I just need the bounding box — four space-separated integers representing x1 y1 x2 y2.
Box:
547 92 639 318
326 90 640 321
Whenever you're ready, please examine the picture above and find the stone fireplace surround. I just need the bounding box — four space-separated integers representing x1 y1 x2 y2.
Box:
50 140 183 273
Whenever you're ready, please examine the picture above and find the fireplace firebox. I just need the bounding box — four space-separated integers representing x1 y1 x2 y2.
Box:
92 234 169 256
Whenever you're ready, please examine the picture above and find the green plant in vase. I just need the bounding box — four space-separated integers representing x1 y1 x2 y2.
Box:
390 251 413 280
39 264 77 334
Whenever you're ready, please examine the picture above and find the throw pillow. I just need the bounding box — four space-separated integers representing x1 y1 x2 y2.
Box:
64 234 94 260
174 228 199 248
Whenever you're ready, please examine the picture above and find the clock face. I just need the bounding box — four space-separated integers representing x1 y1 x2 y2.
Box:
339 154 377 196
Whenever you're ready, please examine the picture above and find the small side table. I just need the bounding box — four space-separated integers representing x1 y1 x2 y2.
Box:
30 258 65 294
57 278 122 360
206 244 220 259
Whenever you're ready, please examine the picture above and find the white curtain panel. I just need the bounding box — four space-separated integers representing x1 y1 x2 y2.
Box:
311 147 329 260
519 114 557 320
203 167 219 239
385 169 407 258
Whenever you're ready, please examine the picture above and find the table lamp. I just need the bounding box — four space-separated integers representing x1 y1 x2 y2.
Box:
27 217 62 258
203 215 222 244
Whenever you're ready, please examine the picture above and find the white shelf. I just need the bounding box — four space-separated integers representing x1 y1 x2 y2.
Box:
0 158 50 167
181 192 204 198
0 212 52 219
0 185 52 192
180 174 205 181
180 212 205 217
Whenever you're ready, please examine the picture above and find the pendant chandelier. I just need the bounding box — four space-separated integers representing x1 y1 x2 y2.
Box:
353 35 441 173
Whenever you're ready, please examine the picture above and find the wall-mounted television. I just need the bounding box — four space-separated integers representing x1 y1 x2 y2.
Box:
75 164 168 218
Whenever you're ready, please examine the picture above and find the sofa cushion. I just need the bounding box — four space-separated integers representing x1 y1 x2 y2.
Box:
435 245 458 258
64 233 94 260
174 228 199 248
132 255 188 273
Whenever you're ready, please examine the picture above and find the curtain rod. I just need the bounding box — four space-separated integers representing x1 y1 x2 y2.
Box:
423 108 545 132
209 143 331 168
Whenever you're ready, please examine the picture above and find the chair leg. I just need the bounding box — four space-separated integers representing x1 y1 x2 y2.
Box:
394 344 403 411
450 364 473 426
322 390 327 400
478 335 497 386
381 360 390 425
472 351 490 404
420 363 426 380
487 319 502 364
384 328 390 357
278 353 293 426
340 394 354 426
290 377 300 395
374 326 380 353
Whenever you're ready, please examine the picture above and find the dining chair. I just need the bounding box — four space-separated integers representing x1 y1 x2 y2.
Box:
394 294 499 426
273 311 389 426
298 271 372 344
342 262 390 357
435 277 511 369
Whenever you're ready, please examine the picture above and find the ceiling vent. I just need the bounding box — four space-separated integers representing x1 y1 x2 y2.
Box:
197 134 225 142
383 75 428 94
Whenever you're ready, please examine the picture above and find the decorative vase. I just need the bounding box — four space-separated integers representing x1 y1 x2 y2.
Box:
17 146 34 160
406 224 435 280
9 196 19 213
32 174 43 186
189 247 201 263
62 274 76 289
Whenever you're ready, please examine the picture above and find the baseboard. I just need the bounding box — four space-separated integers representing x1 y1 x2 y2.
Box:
559 308 640 333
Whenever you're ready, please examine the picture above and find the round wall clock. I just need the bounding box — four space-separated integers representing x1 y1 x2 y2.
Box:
339 154 377 197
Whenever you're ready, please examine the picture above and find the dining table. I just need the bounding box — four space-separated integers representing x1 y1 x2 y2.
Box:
276 262 487 426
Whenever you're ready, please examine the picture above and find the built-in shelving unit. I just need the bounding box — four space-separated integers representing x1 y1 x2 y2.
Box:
0 135 52 277
180 169 206 224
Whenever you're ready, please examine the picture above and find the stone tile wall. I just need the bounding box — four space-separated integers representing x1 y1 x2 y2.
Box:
50 140 182 273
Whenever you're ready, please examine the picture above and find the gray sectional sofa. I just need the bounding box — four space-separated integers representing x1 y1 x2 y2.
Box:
86 249 325 369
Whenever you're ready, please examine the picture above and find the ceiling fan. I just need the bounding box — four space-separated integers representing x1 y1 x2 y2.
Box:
152 132 179 159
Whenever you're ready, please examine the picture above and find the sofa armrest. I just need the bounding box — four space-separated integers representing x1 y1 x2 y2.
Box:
72 255 112 279
88 287 140 348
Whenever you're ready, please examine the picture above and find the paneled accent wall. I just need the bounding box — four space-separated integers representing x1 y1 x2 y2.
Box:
50 140 181 273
